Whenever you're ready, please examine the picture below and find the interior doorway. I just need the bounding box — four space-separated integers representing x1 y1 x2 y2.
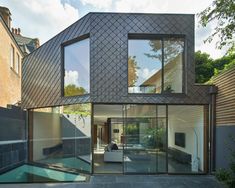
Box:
93 104 123 173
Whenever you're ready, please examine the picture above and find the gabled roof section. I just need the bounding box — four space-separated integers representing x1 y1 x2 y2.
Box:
23 13 91 60
13 33 39 55
0 15 24 56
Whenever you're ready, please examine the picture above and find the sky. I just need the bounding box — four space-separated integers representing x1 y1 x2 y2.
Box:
1 0 226 59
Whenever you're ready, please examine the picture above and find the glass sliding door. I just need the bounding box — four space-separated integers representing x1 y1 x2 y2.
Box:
156 105 167 173
123 105 167 173
167 105 206 173
93 104 123 174
91 104 208 174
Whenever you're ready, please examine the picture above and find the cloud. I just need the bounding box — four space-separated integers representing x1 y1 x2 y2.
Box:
113 0 225 58
142 68 156 79
80 0 113 10
137 68 157 82
114 0 212 14
64 70 79 86
195 20 227 59
1 0 225 58
1 0 79 44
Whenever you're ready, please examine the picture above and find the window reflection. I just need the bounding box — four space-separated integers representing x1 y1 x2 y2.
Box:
128 40 162 93
128 37 184 94
64 38 90 97
164 38 184 93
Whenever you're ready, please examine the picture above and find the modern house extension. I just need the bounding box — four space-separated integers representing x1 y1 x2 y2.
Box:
18 13 217 180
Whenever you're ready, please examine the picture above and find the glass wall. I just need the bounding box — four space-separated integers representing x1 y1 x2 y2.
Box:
168 105 205 173
64 38 90 96
29 104 91 173
29 104 207 175
123 105 167 173
93 105 123 174
92 104 207 174
128 37 184 94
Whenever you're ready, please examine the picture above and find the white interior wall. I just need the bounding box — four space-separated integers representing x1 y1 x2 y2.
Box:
33 111 61 161
168 106 204 170
63 114 91 137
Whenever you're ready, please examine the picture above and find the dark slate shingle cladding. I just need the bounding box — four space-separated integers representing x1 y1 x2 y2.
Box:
22 13 211 109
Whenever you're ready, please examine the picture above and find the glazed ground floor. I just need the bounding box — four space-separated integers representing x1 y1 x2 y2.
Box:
28 103 210 176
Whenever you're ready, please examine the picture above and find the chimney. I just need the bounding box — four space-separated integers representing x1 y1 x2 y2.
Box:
11 27 21 35
17 28 21 35
34 38 40 48
0 6 11 28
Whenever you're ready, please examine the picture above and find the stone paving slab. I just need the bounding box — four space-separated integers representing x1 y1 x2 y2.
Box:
0 175 224 188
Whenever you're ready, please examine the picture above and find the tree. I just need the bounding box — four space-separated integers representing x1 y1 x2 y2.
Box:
195 51 214 83
64 84 86 97
213 51 235 76
145 39 184 64
63 103 91 116
128 56 139 87
198 0 235 52
195 50 235 83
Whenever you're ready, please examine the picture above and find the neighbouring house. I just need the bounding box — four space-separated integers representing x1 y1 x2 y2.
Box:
0 6 39 107
0 6 24 107
12 28 40 55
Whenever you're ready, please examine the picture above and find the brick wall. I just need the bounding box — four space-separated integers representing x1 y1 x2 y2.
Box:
0 19 23 107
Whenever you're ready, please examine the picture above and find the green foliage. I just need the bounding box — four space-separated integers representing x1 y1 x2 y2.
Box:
213 51 235 76
163 85 174 93
144 126 165 148
198 0 235 52
215 136 235 188
63 103 91 116
195 51 214 83
195 50 235 83
216 168 231 182
145 39 184 64
125 124 139 135
64 84 86 97
128 56 139 86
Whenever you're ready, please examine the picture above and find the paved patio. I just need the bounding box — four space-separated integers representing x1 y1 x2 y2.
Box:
0 175 224 188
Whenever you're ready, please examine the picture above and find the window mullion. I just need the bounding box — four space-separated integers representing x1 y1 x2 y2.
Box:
161 39 164 93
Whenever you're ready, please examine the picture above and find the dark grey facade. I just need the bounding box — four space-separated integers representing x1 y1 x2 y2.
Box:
20 13 219 177
22 13 212 109
0 106 26 172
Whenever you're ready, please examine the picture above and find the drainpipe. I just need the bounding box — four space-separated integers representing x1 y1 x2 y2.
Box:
209 85 218 173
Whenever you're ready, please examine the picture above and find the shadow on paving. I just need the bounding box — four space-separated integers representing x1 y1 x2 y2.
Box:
0 175 224 188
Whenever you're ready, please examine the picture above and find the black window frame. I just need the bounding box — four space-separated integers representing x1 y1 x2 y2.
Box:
128 34 186 95
61 33 90 98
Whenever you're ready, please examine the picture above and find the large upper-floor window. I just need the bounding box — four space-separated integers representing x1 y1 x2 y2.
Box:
63 37 90 97
128 36 184 94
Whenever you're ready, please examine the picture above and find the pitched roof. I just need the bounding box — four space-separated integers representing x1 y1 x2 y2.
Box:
13 33 39 55
0 15 24 56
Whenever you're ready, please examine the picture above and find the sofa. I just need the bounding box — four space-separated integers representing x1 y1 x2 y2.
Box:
103 143 123 162
104 150 123 162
